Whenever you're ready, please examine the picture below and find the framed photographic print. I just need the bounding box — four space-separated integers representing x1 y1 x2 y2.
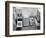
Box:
5 1 45 37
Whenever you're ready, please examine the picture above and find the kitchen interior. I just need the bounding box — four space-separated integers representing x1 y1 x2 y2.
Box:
13 7 40 31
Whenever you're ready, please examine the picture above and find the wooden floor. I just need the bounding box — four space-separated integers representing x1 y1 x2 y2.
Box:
13 25 40 31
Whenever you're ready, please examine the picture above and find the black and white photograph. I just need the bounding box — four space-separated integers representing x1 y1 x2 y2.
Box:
5 1 45 37
13 7 40 31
